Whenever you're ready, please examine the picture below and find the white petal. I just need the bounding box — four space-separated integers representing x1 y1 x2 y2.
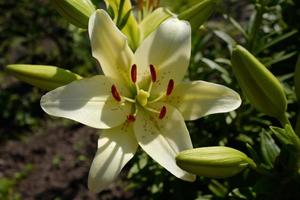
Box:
40 75 131 129
88 125 138 193
134 104 196 181
89 9 134 87
168 81 242 120
134 17 191 94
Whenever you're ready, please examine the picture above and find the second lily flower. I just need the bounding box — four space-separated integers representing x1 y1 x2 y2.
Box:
40 10 241 193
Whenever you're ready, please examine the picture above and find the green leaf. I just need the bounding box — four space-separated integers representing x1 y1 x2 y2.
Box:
227 15 248 39
260 130 280 167
208 180 228 198
256 30 298 54
270 125 300 152
214 30 236 52
295 54 300 102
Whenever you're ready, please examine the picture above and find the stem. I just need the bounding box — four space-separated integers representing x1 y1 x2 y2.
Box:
279 113 292 128
250 164 273 177
281 114 300 152
248 4 264 52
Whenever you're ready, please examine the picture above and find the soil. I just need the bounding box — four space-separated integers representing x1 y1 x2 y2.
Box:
0 122 135 200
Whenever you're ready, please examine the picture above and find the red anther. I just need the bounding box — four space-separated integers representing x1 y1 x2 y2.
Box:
159 106 167 119
127 115 136 122
166 79 174 96
131 64 137 83
149 64 157 82
111 85 121 102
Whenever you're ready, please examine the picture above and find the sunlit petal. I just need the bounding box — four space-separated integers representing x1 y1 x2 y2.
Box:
168 81 241 120
134 104 196 182
134 17 191 94
89 9 134 88
88 125 138 193
41 75 131 129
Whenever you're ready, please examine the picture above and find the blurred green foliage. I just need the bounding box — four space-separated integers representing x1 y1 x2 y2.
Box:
0 0 96 139
0 164 32 200
1 0 300 199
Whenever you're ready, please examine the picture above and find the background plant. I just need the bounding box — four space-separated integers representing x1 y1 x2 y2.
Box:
1 0 300 199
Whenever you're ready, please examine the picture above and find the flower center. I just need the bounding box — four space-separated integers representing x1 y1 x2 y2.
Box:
136 89 150 107
110 64 175 122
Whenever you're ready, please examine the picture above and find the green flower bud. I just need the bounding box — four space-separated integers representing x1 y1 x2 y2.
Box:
178 0 218 30
6 64 82 91
231 45 287 122
51 0 95 29
104 0 139 50
176 146 255 178
139 7 173 41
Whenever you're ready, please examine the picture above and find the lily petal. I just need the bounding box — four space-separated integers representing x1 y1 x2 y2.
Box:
134 104 196 182
88 125 138 193
168 81 241 120
89 9 134 88
41 75 131 129
134 17 191 94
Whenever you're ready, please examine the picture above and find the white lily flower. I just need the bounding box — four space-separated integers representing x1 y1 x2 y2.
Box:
40 9 241 193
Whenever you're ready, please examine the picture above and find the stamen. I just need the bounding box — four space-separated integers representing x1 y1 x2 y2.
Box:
131 64 137 83
159 106 167 119
111 85 121 102
127 115 136 122
166 79 174 96
145 107 160 114
149 64 157 82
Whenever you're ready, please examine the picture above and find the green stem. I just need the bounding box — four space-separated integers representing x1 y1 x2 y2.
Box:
250 164 273 177
279 113 292 128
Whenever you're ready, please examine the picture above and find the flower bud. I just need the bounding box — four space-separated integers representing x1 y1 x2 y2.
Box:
6 64 82 91
231 45 287 121
51 0 95 29
176 146 255 178
178 0 218 30
139 7 173 41
104 0 139 50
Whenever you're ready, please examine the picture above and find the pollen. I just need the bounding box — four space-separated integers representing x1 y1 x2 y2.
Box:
111 85 121 102
127 115 136 122
131 64 137 83
149 64 157 82
166 79 174 96
159 106 167 119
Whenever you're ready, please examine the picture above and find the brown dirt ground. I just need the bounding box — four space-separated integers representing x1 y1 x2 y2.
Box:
0 122 135 200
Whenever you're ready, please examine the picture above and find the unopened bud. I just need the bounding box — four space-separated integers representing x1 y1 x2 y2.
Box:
176 146 255 178
51 0 95 29
6 64 82 91
231 45 287 122
178 0 218 30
